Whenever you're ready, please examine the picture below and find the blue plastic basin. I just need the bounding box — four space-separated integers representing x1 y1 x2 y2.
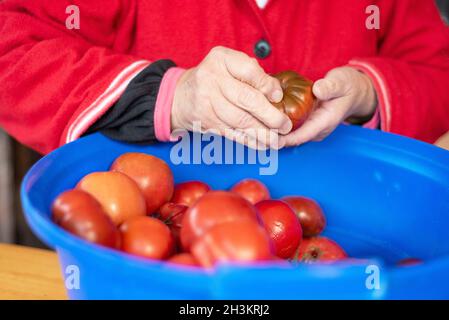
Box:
21 125 449 299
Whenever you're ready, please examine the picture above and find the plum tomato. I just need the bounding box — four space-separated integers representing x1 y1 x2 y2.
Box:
230 179 270 205
77 171 146 226
180 191 259 251
158 202 188 245
168 253 200 267
52 189 120 248
110 152 174 214
292 237 347 263
191 220 273 268
282 196 326 237
255 200 302 259
171 181 211 207
120 216 175 260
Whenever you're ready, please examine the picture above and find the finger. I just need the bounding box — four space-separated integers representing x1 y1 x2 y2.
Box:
282 101 344 147
220 48 283 103
231 129 268 151
211 94 266 130
281 116 326 147
240 127 284 150
218 76 292 134
229 128 285 150
313 78 347 101
211 95 282 148
216 125 269 151
187 105 280 150
311 129 334 142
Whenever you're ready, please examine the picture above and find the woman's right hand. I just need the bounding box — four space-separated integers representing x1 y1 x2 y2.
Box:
171 46 292 150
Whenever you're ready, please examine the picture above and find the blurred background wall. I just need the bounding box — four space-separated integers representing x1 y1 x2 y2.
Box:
437 0 449 23
0 1 448 248
0 129 44 247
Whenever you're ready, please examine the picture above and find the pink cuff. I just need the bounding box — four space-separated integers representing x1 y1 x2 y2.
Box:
347 60 391 132
362 108 380 129
154 67 186 141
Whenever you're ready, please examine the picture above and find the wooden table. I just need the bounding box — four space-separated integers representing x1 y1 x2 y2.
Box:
0 136 448 300
0 243 67 299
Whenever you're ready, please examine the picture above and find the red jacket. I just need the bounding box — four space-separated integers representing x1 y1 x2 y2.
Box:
1 0 449 154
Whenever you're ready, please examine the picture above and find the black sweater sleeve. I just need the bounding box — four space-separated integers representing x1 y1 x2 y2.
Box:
85 59 176 143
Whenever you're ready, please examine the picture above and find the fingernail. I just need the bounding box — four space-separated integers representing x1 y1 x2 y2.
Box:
280 120 293 134
271 89 283 103
313 82 324 97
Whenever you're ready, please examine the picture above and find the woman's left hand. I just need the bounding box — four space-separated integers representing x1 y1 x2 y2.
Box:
280 66 378 147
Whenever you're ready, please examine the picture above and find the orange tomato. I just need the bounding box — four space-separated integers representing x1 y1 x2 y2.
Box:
111 152 174 214
77 171 146 225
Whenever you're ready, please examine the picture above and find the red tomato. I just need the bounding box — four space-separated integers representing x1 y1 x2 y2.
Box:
292 237 347 262
397 258 423 267
168 253 200 267
77 171 146 226
120 216 175 260
282 196 326 237
180 191 259 251
255 200 302 259
171 181 211 207
158 202 188 246
110 152 174 214
52 189 120 248
191 220 273 268
230 179 270 205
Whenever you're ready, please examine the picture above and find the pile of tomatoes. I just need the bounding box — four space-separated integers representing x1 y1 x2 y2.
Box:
52 152 348 268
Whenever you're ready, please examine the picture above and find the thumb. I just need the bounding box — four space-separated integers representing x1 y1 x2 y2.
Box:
313 78 345 101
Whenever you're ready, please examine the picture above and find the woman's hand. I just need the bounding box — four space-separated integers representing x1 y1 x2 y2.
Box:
171 46 292 150
281 67 378 147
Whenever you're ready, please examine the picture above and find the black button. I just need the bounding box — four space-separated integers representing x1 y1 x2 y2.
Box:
254 39 271 59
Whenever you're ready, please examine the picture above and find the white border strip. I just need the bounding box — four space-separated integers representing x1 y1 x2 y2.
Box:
65 60 150 143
